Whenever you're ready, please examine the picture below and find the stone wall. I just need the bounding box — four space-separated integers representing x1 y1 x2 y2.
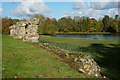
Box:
39 43 101 77
9 18 39 43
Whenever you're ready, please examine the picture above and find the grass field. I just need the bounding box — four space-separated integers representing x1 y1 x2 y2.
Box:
2 35 96 78
40 35 120 78
0 34 2 79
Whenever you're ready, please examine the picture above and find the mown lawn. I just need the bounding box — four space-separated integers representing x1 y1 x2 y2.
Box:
2 35 95 78
40 35 120 78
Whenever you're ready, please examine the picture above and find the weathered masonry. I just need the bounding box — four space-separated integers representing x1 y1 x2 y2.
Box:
9 18 39 43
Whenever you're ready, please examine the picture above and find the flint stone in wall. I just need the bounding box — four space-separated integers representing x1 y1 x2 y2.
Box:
25 33 39 37
17 27 25 35
10 29 16 36
76 55 100 76
21 23 26 27
9 25 16 29
26 25 38 33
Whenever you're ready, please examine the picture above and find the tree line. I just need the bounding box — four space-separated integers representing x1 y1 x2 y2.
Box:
1 14 120 35
35 14 120 35
1 18 19 34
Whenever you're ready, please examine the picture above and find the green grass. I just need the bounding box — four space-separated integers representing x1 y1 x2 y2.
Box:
2 35 95 78
40 35 120 78
0 34 2 79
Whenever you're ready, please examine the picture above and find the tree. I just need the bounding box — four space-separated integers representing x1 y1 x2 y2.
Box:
98 20 104 32
57 17 69 32
115 15 118 19
2 18 20 34
89 18 97 32
118 19 120 33
2 18 12 34
106 18 116 32
51 18 57 25
113 16 118 33
43 22 58 35
102 15 109 32
74 16 81 22
34 14 46 34
12 19 19 24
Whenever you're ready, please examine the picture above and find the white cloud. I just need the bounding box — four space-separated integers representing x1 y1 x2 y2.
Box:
0 8 2 13
91 2 118 10
91 0 119 2
62 12 69 17
73 0 92 9
73 1 118 10
63 8 118 20
0 8 2 16
73 0 86 9
13 0 46 2
44 14 55 19
72 0 118 20
11 0 51 18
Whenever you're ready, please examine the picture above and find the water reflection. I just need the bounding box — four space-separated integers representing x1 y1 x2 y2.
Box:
54 34 120 40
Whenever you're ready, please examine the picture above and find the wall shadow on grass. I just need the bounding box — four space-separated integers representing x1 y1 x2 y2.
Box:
75 43 120 78
39 40 120 78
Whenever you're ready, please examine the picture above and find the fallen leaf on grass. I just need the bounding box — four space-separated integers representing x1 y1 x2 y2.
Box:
12 54 15 56
44 74 48 77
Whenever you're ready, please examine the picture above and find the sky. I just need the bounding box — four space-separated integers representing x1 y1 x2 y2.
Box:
0 0 119 20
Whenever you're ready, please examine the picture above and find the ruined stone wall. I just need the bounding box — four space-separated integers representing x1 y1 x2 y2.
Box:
39 43 101 77
9 18 39 43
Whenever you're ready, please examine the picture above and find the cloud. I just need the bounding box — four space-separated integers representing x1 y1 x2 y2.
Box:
92 0 119 2
11 0 51 18
0 8 2 13
45 14 55 19
73 1 87 9
63 8 118 20
72 0 118 20
118 1 120 8
91 2 118 10
62 12 69 17
73 0 92 10
73 1 118 10
0 8 2 16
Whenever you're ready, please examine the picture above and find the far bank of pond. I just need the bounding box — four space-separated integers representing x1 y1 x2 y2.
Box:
54 34 120 40
55 32 112 35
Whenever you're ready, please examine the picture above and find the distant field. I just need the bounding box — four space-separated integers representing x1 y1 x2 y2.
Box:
40 35 120 78
2 35 95 78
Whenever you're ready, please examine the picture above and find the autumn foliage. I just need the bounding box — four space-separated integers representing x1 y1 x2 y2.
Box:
1 14 120 35
1 18 19 34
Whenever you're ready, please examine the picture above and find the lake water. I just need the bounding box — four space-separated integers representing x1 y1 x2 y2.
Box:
54 34 120 40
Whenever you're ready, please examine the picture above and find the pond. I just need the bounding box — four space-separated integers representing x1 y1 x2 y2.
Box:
54 34 120 40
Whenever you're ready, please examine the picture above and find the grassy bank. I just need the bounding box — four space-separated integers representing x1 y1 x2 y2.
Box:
40 35 120 78
55 32 111 35
2 35 95 78
0 34 2 79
